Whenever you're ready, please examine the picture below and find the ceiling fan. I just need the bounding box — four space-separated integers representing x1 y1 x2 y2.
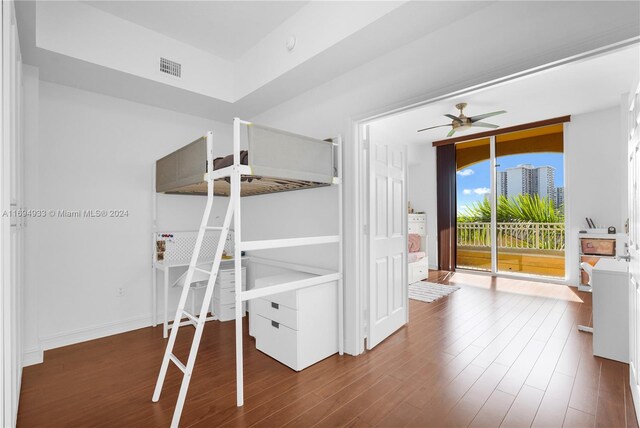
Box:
417 103 507 137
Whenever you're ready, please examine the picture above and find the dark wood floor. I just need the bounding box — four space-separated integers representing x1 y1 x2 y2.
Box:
18 271 638 427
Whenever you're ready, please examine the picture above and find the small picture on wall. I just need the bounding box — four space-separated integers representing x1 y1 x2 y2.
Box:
156 240 166 261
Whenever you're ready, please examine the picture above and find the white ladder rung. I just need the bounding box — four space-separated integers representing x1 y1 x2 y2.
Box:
195 267 212 275
182 310 199 324
205 226 224 231
169 354 186 373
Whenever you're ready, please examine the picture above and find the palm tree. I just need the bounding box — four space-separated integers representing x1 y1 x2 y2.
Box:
458 194 563 223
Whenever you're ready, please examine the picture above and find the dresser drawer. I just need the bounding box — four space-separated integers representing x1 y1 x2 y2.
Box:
408 214 425 222
580 238 616 256
408 223 426 234
411 264 428 277
212 298 246 322
254 271 317 310
252 298 298 330
213 285 243 305
254 314 299 370
218 268 246 288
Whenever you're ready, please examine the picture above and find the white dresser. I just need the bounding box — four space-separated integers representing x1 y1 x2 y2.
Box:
408 213 428 283
249 271 338 371
211 266 246 322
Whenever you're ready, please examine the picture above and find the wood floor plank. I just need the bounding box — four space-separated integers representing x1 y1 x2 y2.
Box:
496 339 546 396
442 362 511 427
531 372 575 428
469 389 516 428
563 407 595 428
500 385 545 428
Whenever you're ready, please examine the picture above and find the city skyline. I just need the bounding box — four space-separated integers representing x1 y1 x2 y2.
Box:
456 153 564 214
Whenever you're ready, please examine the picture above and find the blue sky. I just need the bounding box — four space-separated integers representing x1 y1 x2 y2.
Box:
456 153 564 214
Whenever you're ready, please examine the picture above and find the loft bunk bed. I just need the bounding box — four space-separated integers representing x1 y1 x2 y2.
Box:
155 123 338 197
151 118 343 427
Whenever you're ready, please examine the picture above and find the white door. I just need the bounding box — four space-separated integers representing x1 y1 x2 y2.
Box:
627 85 640 422
366 127 408 349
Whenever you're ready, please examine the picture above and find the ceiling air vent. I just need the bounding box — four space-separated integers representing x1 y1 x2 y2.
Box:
159 57 181 78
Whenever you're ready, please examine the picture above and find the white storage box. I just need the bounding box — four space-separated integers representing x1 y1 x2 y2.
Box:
249 271 338 371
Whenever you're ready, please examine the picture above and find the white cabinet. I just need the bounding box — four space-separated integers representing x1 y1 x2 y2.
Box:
408 213 428 283
592 259 629 363
211 267 246 322
249 271 338 371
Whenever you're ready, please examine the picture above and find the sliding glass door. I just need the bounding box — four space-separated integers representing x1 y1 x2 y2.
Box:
455 125 566 279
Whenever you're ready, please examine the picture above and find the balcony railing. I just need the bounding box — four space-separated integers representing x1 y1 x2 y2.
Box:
457 222 565 251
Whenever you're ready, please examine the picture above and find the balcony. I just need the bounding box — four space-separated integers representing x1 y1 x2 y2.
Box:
456 222 565 278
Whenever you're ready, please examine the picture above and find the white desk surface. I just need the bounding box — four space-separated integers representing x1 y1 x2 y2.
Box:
593 258 629 273
154 256 249 269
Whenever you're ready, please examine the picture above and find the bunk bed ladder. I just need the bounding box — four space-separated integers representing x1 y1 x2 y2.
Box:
151 131 233 427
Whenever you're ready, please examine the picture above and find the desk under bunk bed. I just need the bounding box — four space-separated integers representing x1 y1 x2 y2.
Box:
152 119 343 427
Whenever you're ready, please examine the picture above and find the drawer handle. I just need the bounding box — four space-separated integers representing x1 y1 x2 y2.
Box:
271 321 279 329
271 302 279 310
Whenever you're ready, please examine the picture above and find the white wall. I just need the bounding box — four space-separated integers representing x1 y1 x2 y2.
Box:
406 144 438 269
24 80 232 358
565 106 628 284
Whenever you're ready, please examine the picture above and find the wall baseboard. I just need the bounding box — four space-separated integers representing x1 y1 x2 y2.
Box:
22 347 44 367
630 365 640 426
39 315 153 353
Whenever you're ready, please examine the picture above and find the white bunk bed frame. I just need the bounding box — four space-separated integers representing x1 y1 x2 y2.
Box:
151 118 343 427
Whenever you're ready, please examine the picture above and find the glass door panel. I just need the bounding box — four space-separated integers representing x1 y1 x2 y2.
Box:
494 125 566 278
455 138 491 271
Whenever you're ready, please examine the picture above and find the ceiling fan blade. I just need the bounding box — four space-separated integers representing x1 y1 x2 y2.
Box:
417 124 450 132
469 110 507 123
444 114 462 122
447 128 456 137
471 122 499 129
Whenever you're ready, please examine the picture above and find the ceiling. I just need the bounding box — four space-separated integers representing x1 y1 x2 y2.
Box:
14 1 640 123
372 44 640 162
83 1 308 60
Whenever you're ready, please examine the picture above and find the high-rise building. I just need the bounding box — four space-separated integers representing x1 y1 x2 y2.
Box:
555 187 565 208
495 164 556 200
496 171 507 197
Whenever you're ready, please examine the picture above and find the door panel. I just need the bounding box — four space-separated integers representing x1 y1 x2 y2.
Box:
367 129 407 350
627 86 640 424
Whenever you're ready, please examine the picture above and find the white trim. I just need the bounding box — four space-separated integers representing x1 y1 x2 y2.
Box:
249 256 334 276
631 365 640 426
22 347 43 367
563 122 572 284
241 273 342 302
39 315 152 351
490 136 498 273
240 235 339 251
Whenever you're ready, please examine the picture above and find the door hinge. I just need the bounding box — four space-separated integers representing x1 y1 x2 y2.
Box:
363 224 369 235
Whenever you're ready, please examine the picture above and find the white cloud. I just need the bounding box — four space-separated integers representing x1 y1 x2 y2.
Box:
473 187 491 195
457 168 474 177
462 187 491 196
